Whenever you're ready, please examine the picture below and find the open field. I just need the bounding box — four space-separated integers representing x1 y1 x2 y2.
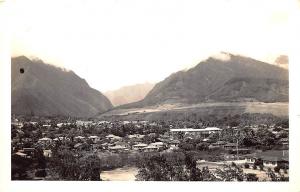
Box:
98 102 288 120
100 167 138 181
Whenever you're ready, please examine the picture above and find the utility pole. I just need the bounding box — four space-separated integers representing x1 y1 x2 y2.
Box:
236 138 239 160
236 130 239 161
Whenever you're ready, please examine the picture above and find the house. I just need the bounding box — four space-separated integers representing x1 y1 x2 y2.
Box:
149 142 165 150
53 137 70 142
279 138 289 146
29 122 38 125
123 121 130 125
208 141 226 149
105 134 122 141
15 151 28 158
128 134 145 139
38 137 52 144
100 142 109 150
43 149 52 157
97 121 110 125
88 136 100 143
22 148 36 157
223 143 237 150
133 143 148 151
76 120 93 127
74 136 85 142
57 123 71 128
108 145 128 153
244 150 289 168
114 141 130 149
11 122 23 128
168 140 180 147
143 145 159 152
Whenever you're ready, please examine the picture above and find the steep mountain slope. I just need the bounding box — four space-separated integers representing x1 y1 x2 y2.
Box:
119 53 288 109
104 83 155 106
11 56 113 117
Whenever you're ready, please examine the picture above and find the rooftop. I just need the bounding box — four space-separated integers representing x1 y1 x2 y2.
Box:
170 127 221 132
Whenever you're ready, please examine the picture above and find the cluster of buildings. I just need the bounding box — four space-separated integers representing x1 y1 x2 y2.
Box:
11 118 289 170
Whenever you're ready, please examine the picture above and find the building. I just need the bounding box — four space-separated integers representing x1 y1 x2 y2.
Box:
108 145 128 153
74 136 85 142
279 138 289 147
132 143 148 151
148 142 165 150
168 140 180 147
128 134 145 139
223 143 237 150
106 134 122 141
208 141 226 149
143 145 159 152
21 148 36 158
15 151 28 158
11 122 23 128
88 136 100 143
244 150 289 168
170 127 221 138
43 150 52 157
38 137 52 144
57 123 71 128
76 120 93 127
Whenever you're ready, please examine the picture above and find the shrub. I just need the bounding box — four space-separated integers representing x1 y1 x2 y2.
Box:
253 165 257 170
274 166 280 173
35 169 47 177
244 163 250 169
231 162 237 167
259 164 264 171
246 173 259 181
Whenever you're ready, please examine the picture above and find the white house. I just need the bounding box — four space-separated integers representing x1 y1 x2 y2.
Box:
132 143 148 151
38 137 52 144
170 127 221 137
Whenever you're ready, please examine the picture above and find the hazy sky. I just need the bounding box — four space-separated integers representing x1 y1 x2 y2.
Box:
10 0 293 92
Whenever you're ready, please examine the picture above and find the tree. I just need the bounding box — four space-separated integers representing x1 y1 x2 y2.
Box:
267 168 288 181
50 149 101 180
245 173 258 181
215 164 244 181
35 148 47 177
11 154 33 180
78 154 101 181
137 152 217 181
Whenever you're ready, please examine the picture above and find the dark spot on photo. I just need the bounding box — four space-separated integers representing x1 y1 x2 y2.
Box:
20 68 24 74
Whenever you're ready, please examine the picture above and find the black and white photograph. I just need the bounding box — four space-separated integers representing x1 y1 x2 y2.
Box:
1 0 300 191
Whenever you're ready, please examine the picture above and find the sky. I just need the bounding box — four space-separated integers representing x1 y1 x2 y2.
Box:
9 0 295 92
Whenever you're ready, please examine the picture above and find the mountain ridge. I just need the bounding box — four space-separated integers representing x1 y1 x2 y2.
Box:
116 53 288 110
104 82 155 106
11 56 113 117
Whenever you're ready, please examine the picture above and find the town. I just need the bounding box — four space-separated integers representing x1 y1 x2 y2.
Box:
11 113 289 181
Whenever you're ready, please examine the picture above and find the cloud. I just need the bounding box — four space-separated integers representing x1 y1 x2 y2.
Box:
274 55 289 69
211 52 232 62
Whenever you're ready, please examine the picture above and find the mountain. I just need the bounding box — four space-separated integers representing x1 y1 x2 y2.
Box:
119 53 288 109
104 83 155 106
11 56 113 117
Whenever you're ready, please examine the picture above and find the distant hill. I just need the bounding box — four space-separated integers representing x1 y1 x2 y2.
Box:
119 53 288 109
11 56 113 117
104 83 155 106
